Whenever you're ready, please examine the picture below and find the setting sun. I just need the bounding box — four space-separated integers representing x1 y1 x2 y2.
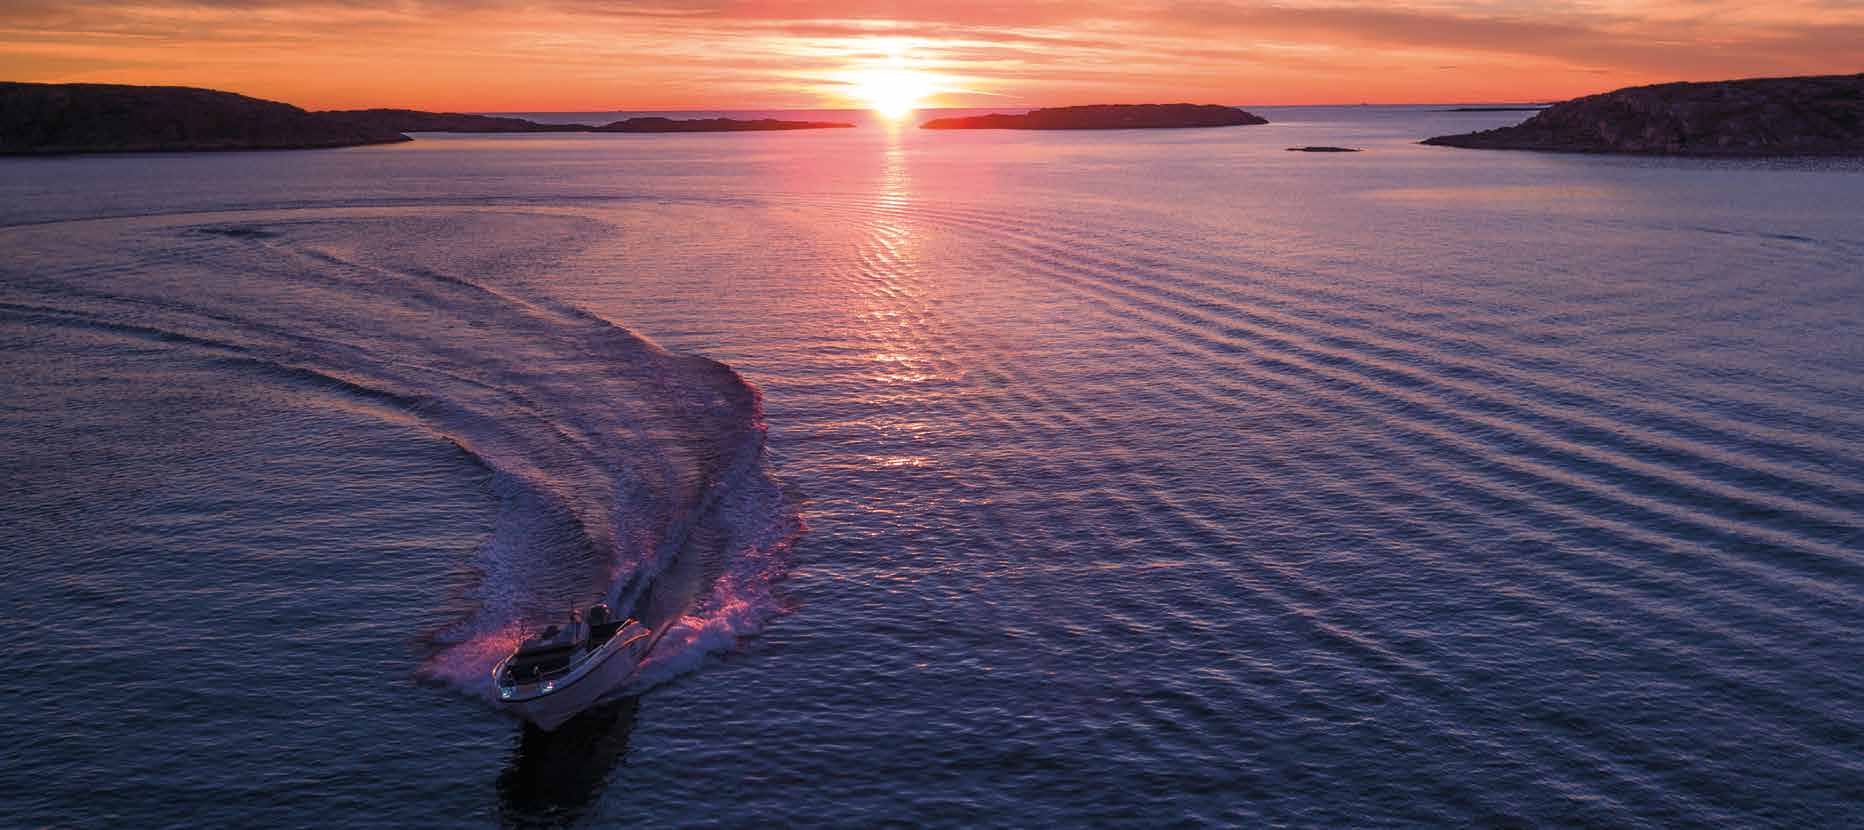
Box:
850 67 934 119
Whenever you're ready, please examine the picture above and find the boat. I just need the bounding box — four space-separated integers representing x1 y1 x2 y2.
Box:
493 603 656 731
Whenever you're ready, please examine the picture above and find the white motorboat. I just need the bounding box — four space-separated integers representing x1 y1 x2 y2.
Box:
493 603 655 731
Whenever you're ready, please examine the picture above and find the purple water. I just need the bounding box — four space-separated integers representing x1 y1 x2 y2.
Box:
2 106 1861 827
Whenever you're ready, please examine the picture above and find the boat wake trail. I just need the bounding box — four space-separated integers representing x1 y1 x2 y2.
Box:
0 205 801 707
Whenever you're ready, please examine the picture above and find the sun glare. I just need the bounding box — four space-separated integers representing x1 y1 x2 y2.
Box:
851 67 933 119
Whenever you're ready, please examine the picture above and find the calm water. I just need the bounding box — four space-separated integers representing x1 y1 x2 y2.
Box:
2 107 1861 828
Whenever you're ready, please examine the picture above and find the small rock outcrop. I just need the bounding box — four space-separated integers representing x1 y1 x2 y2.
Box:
1 82 409 154
921 104 1268 130
1423 73 1864 156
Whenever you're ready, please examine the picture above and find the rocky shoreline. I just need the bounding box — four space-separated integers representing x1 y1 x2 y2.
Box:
0 83 411 154
1424 74 1864 156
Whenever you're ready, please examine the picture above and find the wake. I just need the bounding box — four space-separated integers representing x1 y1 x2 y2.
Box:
0 205 802 708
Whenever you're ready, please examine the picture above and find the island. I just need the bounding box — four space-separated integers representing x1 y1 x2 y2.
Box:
1287 146 1361 152
1 83 858 154
320 110 854 135
921 104 1267 130
317 108 590 133
595 117 853 133
1422 73 1864 156
1 82 409 154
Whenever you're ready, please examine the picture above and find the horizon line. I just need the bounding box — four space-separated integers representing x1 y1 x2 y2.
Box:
473 101 1555 114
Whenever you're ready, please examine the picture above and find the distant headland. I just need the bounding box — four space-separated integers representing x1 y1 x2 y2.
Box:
320 109 854 135
0 83 411 154
1423 73 1864 156
921 104 1268 130
0 83 854 154
595 117 854 133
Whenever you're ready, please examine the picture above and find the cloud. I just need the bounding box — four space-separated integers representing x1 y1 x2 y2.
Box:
1 0 1859 108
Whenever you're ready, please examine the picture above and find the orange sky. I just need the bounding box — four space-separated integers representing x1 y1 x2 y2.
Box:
2 0 1860 110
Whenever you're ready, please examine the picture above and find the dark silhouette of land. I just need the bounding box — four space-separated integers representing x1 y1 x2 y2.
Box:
318 109 591 134
1424 74 1864 155
322 109 854 135
0 83 410 154
15 76 1862 157
1287 146 1361 152
595 117 853 133
921 104 1267 130
1 83 855 154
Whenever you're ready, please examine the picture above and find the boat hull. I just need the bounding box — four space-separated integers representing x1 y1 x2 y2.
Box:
495 623 655 731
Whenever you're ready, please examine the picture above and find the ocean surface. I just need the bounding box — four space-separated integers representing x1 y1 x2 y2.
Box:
2 106 1861 828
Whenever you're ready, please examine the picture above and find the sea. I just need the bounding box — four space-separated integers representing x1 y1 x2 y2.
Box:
1 106 1860 828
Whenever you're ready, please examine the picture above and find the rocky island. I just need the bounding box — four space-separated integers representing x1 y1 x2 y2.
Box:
1423 73 1864 156
921 104 1267 130
1 82 410 154
1 83 857 154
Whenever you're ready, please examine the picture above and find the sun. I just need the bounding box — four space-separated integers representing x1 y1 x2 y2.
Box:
851 67 933 119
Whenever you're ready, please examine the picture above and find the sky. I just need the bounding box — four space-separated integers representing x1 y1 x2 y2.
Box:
2 0 1861 111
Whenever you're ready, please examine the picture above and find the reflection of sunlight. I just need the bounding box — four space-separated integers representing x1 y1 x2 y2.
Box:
839 118 964 485
859 125 943 391
879 126 910 208
865 455 931 468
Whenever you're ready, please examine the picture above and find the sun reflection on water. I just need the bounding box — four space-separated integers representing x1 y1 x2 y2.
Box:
844 125 967 481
